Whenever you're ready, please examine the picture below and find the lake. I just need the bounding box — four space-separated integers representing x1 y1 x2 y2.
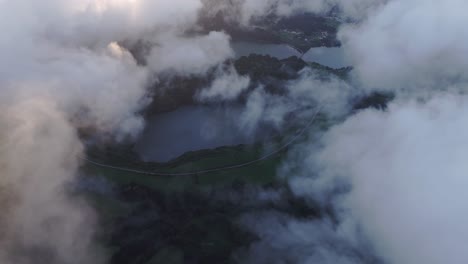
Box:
136 42 349 162
135 106 258 162
232 42 301 59
232 42 350 69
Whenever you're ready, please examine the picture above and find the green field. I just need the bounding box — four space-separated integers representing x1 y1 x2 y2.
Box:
79 114 332 264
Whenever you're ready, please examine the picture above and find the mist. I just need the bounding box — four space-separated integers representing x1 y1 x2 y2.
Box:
0 0 234 263
271 1 468 264
314 95 468 264
2 0 467 264
201 0 386 25
230 1 468 264
340 0 468 90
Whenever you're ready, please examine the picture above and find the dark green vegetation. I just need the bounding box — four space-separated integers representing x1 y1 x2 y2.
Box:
308 62 352 80
85 142 281 192
83 105 391 264
85 178 322 264
81 97 341 263
82 13 394 260
199 12 341 53
82 117 331 263
353 92 395 111
235 55 307 80
268 13 342 52
80 53 394 263
145 54 352 116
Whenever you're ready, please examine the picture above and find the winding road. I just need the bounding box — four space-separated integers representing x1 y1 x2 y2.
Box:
83 105 322 176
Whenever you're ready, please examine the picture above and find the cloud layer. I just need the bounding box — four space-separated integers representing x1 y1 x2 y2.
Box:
0 0 234 263
277 1 468 263
4 1 467 264
202 0 386 25
315 95 468 264
340 0 468 90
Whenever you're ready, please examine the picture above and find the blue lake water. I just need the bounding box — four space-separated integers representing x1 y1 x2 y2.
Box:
232 42 350 69
135 106 254 162
137 42 350 162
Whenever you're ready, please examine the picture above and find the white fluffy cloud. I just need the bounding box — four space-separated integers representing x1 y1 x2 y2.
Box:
236 69 353 136
202 0 386 25
147 32 234 76
340 0 468 90
252 1 468 263
0 98 104 264
0 0 233 263
197 66 250 102
313 94 468 264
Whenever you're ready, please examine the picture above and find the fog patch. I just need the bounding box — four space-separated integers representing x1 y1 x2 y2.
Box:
304 94 468 264
0 0 235 262
196 65 250 102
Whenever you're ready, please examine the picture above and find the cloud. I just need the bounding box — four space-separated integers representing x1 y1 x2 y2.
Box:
233 1 468 264
309 94 468 264
196 65 250 102
0 98 105 264
339 0 468 90
32 0 203 47
235 68 354 136
270 2 468 263
147 31 234 76
334 0 387 19
237 211 373 264
6 1 467 264
201 0 386 25
0 0 234 263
